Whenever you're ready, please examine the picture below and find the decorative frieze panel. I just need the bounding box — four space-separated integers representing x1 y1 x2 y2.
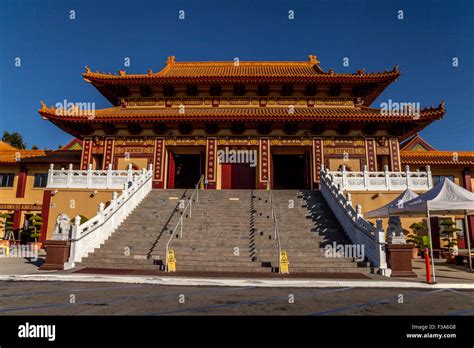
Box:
218 138 259 146
166 137 207 146
270 138 312 146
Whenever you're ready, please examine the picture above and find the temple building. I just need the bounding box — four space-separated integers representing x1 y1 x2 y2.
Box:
38 55 447 191
1 54 473 276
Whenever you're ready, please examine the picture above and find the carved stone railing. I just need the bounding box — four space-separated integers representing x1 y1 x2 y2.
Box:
328 165 432 191
64 165 153 269
320 168 390 276
47 163 143 189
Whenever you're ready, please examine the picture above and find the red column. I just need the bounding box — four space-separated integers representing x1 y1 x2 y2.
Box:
13 209 21 241
167 150 175 189
153 138 165 188
259 138 270 189
40 190 52 244
16 166 27 198
103 137 115 169
312 138 323 188
365 138 377 171
389 138 401 171
221 163 232 189
81 138 92 169
206 138 217 189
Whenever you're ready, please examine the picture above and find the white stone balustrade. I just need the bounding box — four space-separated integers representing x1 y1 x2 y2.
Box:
47 163 144 189
64 165 153 269
327 165 432 191
320 168 390 276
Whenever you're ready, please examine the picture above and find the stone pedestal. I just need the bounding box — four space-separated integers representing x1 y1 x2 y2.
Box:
386 243 417 278
40 240 71 271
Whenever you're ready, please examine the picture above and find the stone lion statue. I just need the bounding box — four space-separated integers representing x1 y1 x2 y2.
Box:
52 213 72 240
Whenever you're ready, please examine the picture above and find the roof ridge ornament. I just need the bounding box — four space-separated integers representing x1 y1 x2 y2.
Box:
40 100 47 111
308 55 320 65
167 56 176 65
439 100 445 110
393 64 399 73
118 69 126 76
357 68 366 75
85 66 91 73
148 69 153 75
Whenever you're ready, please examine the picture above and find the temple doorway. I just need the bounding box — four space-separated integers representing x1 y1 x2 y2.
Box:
221 163 256 189
272 153 311 189
168 151 204 189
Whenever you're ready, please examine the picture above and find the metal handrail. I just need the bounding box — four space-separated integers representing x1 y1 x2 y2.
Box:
165 175 204 270
268 189 282 273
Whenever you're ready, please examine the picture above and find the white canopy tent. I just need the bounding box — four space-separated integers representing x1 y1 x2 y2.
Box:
389 178 474 282
365 189 419 219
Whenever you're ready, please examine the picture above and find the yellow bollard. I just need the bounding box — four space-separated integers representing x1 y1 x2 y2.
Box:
167 249 176 272
279 251 289 274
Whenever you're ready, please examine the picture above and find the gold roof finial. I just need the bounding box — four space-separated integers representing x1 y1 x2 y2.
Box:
118 69 126 76
40 100 47 110
308 55 320 65
148 69 153 75
167 56 176 65
85 66 91 73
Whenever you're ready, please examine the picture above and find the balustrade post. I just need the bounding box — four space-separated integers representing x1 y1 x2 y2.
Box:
65 164 72 188
346 192 352 207
405 165 411 189
127 164 133 183
426 165 433 188
341 164 347 189
356 204 363 219
363 165 369 190
87 164 93 188
106 164 112 189
47 164 54 187
384 164 390 190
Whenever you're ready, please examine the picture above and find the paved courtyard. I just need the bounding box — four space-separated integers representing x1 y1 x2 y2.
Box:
0 281 472 315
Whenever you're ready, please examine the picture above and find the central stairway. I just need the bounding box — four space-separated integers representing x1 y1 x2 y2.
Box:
75 189 370 275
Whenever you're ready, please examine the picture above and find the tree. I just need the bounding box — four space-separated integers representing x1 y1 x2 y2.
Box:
2 131 26 149
28 214 43 242
0 213 14 240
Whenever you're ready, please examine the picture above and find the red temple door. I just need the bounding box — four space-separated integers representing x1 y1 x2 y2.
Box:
221 163 232 189
168 152 175 189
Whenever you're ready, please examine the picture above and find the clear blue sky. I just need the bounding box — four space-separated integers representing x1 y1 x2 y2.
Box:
1 0 473 150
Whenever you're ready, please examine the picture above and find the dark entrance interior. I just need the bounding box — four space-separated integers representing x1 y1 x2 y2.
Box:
221 163 256 189
168 153 203 188
272 154 310 189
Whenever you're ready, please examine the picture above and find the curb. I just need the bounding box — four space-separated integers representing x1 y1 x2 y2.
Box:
1 274 473 289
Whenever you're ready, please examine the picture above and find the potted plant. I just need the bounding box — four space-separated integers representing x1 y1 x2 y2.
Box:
440 219 460 264
27 214 43 251
0 213 13 250
407 221 428 258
